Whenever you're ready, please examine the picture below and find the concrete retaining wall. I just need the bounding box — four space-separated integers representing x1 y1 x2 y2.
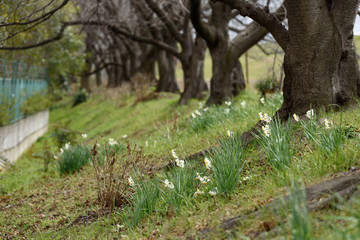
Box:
0 110 49 167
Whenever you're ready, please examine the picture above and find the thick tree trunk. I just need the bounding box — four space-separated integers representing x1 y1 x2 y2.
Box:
206 46 233 105
204 3 233 105
156 49 179 93
179 36 208 105
277 0 360 119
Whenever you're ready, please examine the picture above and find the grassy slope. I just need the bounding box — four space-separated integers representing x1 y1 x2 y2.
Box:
1 89 360 239
1 38 360 239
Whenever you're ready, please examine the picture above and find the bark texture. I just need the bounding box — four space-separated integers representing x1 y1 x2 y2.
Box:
277 0 360 119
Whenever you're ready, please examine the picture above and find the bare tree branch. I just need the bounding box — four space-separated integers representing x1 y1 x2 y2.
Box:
144 0 184 44
190 0 217 45
218 0 288 50
0 0 70 27
0 23 69 50
84 62 122 77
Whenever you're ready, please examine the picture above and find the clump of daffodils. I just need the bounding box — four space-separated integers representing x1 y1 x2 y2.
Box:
306 109 315 119
191 109 202 119
262 124 271 137
195 172 211 184
209 190 217 196
259 112 272 123
194 188 204 196
293 114 299 122
204 157 212 170
164 179 174 189
227 130 233 137
258 112 272 137
171 150 185 168
108 138 118 146
128 176 135 187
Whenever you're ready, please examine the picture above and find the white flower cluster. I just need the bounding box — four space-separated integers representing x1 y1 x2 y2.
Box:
262 124 271 137
171 150 184 168
240 101 246 108
194 188 204 196
227 130 233 137
81 133 87 139
240 175 253 184
128 176 135 187
108 138 118 146
204 157 212 170
324 118 332 129
259 112 272 137
195 172 211 184
55 142 71 159
293 114 300 122
306 109 314 119
225 101 232 106
260 97 265 104
191 109 202 119
208 190 217 196
259 112 271 123
164 179 174 189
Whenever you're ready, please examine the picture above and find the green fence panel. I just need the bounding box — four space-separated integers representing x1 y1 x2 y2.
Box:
0 59 48 124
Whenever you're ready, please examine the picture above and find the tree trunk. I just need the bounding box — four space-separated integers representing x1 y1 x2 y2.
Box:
231 60 245 96
204 3 233 105
95 63 102 86
194 37 208 92
277 0 360 119
80 36 92 92
179 36 208 105
156 49 179 93
138 45 157 82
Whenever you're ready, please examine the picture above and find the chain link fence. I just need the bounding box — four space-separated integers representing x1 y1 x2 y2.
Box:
0 59 48 124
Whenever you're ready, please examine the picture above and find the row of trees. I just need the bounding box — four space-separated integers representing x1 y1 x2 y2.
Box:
1 0 360 118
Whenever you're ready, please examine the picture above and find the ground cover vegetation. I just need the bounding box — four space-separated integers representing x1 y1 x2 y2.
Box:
1 0 360 239
1 87 360 239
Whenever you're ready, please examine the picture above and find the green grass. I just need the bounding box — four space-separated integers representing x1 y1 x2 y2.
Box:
1 86 360 239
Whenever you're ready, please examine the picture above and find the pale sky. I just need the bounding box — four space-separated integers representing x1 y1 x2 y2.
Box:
355 16 360 35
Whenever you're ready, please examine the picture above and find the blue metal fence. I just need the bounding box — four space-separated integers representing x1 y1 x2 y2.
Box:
0 59 48 123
